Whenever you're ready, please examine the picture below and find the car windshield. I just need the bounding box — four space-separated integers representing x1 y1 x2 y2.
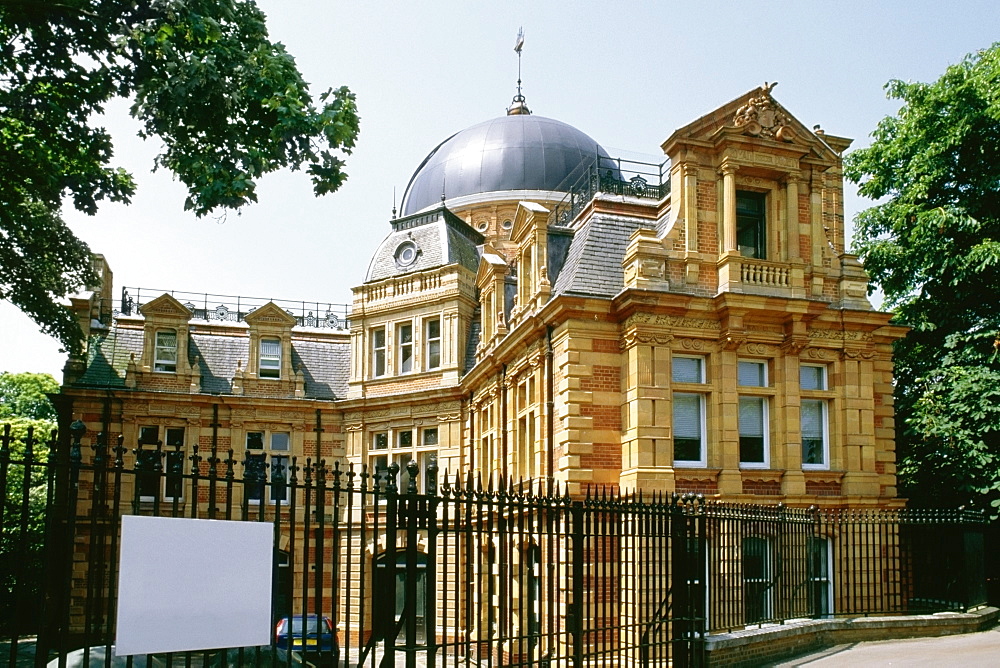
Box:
289 617 325 634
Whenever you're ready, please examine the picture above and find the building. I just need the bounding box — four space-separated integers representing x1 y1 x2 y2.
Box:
53 84 913 654
62 82 904 506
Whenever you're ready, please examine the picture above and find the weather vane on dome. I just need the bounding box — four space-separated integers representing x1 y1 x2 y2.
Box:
508 27 530 115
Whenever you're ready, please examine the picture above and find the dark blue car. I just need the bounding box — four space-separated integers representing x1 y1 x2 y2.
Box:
275 615 338 658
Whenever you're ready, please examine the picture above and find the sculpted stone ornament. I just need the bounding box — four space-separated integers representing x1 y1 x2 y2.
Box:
734 82 795 142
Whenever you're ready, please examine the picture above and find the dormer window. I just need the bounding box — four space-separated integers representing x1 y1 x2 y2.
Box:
395 240 419 267
154 330 177 372
259 338 281 378
736 191 767 259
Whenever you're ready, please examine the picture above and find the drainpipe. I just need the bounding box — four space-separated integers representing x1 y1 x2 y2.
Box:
101 391 112 444
315 408 323 462
211 403 220 454
546 325 555 496
467 391 476 484
500 365 508 484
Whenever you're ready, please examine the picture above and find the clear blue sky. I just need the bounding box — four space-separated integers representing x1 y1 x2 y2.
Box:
2 0 998 379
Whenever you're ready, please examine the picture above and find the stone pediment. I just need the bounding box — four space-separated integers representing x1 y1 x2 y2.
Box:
243 301 298 327
476 250 508 287
661 83 846 166
509 200 549 245
138 293 193 321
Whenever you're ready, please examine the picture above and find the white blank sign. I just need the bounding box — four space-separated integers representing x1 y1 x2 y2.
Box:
116 515 273 655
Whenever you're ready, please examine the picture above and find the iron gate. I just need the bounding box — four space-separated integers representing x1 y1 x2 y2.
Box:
3 424 988 666
2 424 709 667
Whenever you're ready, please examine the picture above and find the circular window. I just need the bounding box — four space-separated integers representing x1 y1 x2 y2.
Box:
476 220 489 232
395 241 418 266
501 219 513 230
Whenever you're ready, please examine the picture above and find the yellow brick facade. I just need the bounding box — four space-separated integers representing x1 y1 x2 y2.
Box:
62 84 905 511
55 86 908 643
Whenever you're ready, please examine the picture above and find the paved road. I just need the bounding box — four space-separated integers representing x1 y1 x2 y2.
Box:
770 625 1000 667
9 629 999 667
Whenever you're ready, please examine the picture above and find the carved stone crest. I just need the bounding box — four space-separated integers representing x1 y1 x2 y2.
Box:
677 338 707 351
734 82 795 142
743 342 773 356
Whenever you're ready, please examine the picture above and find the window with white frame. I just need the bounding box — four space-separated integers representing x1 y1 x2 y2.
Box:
425 318 441 370
800 365 829 469
164 450 185 501
368 427 439 495
245 429 291 503
259 338 281 378
154 330 178 372
673 394 706 466
136 426 161 500
163 427 185 501
398 322 413 373
672 356 707 466
368 433 389 491
136 426 185 501
738 360 769 467
372 327 386 377
672 356 706 384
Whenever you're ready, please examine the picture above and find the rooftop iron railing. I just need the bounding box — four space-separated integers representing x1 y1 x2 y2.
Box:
118 287 351 331
548 154 671 228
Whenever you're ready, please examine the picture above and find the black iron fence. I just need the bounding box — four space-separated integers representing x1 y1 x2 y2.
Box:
1 425 989 667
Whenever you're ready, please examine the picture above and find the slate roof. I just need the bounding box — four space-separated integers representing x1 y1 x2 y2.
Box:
464 311 481 376
74 324 143 388
292 340 349 399
189 332 244 394
366 207 483 282
552 213 645 298
72 321 348 400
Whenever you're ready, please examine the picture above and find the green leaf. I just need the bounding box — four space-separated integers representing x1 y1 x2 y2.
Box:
0 0 360 352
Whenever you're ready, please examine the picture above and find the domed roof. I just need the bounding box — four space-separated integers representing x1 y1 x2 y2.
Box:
401 114 614 216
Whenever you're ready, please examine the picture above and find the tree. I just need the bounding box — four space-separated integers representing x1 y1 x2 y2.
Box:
0 371 60 421
844 43 1000 516
0 0 360 354
0 376 56 635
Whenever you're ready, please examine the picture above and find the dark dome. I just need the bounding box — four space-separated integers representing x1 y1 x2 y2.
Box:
401 114 614 215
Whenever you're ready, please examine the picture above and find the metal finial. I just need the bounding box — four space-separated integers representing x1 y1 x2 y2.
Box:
508 27 530 115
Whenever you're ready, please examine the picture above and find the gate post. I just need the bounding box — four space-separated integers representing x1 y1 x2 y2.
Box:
672 496 690 668
570 500 584 667
404 460 419 668
424 455 439 668
382 462 400 667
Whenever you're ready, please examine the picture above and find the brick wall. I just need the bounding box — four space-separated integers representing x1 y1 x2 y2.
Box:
676 478 719 495
743 479 781 495
806 480 842 496
581 404 621 431
580 441 622 471
580 364 620 392
591 339 619 353
705 608 999 667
